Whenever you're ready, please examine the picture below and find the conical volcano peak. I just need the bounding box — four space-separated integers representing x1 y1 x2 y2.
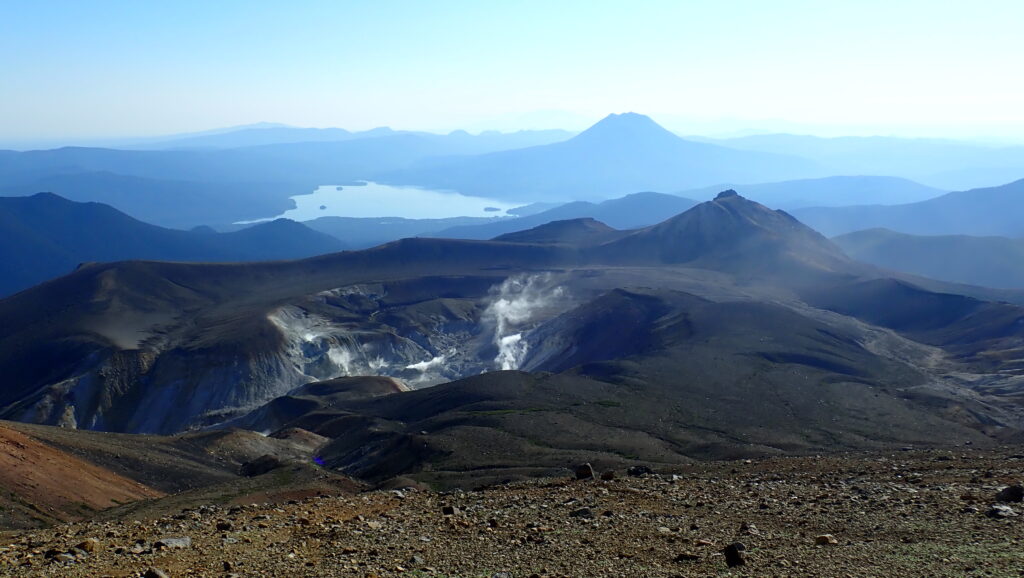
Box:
593 111 660 127
572 112 679 144
598 186 851 273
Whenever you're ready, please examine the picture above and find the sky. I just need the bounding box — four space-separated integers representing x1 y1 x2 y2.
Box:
2 0 1024 143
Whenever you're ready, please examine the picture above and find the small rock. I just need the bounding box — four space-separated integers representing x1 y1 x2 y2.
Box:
815 534 839 545
409 554 426 566
600 470 616 481
52 553 76 564
740 522 759 536
627 465 654 477
987 504 1018 519
154 537 191 550
674 552 700 562
441 505 459 516
575 463 595 480
144 569 171 578
75 539 100 553
367 520 383 530
722 542 746 567
996 485 1024 503
569 507 594 519
216 521 234 532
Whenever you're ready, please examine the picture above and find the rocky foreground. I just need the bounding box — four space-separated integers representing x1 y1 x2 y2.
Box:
2 450 1024 577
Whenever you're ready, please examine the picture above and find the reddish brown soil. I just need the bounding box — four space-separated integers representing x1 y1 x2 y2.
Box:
0 424 163 528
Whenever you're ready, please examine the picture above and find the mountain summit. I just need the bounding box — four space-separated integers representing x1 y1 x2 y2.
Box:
570 112 681 147
600 191 853 276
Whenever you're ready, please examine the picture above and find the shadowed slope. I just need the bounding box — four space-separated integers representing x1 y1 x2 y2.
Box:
793 178 1024 237
241 288 995 487
835 228 1024 289
493 218 626 246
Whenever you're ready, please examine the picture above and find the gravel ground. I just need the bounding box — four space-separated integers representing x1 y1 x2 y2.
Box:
3 449 1024 577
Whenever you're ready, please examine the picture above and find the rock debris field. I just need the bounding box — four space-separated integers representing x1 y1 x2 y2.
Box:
2 450 1024 577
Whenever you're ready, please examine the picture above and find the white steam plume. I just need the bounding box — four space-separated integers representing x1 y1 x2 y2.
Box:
482 274 567 370
405 355 446 373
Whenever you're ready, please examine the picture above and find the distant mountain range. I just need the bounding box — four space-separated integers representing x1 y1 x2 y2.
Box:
0 193 345 296
307 180 941 247
0 130 580 227
702 133 1024 191
793 178 1024 237
835 228 1024 289
379 113 826 201
138 125 574 152
9 174 1024 297
430 191 700 240
3 114 1022 231
0 172 301 229
679 175 945 209
302 215 496 249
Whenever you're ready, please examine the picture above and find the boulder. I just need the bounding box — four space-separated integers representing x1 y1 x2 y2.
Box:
154 537 191 550
239 454 284 477
722 542 746 567
626 465 654 477
815 534 838 545
996 484 1024 503
75 539 100 553
575 463 595 480
987 504 1018 519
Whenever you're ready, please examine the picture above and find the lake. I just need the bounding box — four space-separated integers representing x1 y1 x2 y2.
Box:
265 182 522 221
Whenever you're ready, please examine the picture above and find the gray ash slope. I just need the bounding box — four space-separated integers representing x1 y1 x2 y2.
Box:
290 288 1001 488
3 192 1024 484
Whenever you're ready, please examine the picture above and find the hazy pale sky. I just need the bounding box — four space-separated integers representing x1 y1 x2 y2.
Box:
3 0 1023 141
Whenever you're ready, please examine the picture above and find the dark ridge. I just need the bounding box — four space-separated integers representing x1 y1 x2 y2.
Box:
492 217 624 246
